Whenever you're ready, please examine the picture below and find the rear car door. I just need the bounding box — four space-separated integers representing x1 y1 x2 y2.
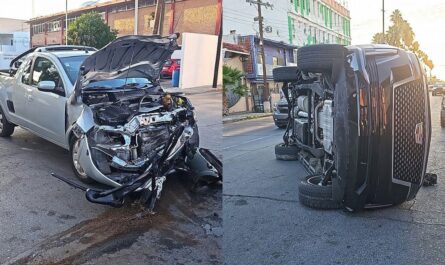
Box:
27 56 67 146
9 55 35 127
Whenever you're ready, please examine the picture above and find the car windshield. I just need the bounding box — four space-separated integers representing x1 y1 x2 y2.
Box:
59 55 88 84
84 78 152 90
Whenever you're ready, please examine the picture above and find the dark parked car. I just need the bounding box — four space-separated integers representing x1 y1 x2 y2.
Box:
273 44 431 211
272 92 289 128
432 86 443 96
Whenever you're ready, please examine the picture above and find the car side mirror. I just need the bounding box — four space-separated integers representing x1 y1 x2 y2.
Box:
37 81 56 92
14 61 22 68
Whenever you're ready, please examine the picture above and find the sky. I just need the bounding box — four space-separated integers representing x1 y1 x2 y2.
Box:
349 0 445 79
0 0 103 19
2 0 444 79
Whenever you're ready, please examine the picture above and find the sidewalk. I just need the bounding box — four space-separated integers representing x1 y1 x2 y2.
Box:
161 80 222 95
223 112 272 124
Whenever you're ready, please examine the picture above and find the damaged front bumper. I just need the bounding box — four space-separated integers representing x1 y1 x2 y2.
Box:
59 92 222 209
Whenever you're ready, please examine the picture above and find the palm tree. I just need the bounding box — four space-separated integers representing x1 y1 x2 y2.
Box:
372 9 433 71
223 65 248 115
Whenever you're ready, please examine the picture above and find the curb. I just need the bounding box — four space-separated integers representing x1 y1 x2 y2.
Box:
164 87 222 96
186 88 223 95
223 113 273 124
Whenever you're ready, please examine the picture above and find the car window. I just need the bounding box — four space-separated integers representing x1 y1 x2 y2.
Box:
59 55 88 84
20 57 33 85
32 57 64 90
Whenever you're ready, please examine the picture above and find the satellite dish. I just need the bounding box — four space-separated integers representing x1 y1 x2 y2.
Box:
265 26 272 33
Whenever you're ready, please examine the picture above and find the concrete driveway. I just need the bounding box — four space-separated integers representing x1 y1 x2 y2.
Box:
223 94 445 265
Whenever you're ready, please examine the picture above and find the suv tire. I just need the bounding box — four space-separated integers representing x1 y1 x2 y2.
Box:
297 44 346 73
272 66 302 82
298 175 342 209
275 143 299 161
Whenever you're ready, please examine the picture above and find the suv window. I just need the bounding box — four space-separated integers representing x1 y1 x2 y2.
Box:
31 57 64 94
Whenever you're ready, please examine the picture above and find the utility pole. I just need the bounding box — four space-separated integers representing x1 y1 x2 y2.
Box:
382 0 385 43
153 0 165 35
134 0 139 35
246 0 273 112
65 0 68 44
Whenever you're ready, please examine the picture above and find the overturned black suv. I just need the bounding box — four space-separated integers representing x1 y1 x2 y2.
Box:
273 44 431 211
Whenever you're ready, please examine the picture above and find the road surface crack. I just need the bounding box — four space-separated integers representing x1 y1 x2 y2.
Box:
223 193 299 203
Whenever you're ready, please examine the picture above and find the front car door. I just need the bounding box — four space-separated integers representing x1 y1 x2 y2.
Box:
26 56 68 147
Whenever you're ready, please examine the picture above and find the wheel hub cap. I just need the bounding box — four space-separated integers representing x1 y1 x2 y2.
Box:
72 139 88 178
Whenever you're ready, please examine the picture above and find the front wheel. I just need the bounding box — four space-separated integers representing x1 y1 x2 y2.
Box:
0 107 15 137
70 136 95 184
298 175 342 209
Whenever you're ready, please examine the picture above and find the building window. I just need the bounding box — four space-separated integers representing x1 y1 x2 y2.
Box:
48 21 61 32
139 0 156 7
32 23 45 34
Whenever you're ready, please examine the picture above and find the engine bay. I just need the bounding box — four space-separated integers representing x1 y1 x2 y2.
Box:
81 89 196 185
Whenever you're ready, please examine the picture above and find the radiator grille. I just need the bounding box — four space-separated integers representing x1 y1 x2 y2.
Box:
393 80 426 184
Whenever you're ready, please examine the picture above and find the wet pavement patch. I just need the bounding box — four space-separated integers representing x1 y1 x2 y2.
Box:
6 175 222 265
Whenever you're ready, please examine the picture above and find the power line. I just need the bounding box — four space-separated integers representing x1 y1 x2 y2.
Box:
246 0 273 107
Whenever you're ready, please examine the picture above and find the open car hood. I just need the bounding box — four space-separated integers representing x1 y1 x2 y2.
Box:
76 34 179 89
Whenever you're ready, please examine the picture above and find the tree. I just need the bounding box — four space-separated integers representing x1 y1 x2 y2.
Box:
67 12 118 49
372 9 433 70
223 65 248 115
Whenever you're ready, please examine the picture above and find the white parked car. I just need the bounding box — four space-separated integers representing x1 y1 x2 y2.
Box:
0 35 221 209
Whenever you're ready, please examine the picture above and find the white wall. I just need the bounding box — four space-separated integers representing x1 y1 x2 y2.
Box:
0 18 29 33
180 32 222 89
0 32 30 70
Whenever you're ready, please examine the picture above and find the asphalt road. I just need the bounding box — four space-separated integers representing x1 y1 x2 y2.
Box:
0 91 222 265
223 93 445 265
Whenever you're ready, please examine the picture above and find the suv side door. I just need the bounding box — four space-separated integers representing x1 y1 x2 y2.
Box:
26 55 68 147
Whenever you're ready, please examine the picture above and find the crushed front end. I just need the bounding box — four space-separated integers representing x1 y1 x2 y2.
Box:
57 34 221 209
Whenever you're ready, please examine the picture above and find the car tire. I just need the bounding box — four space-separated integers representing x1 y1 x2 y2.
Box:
0 106 15 137
297 44 346 73
298 175 342 209
275 143 299 161
276 124 287 129
70 136 95 184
